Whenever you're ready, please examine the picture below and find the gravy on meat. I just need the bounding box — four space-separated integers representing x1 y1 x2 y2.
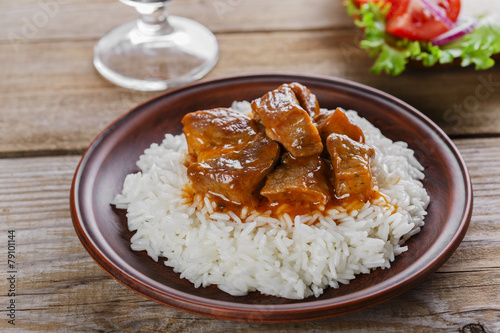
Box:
251 84 323 158
182 83 376 218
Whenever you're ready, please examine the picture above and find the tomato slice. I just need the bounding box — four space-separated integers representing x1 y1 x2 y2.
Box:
385 0 461 41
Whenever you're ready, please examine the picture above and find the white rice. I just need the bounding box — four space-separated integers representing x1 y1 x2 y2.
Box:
112 103 430 299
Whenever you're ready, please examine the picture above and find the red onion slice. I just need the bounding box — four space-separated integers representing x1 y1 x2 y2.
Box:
419 0 455 29
432 16 478 46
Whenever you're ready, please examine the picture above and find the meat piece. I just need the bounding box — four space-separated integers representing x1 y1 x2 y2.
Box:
326 133 375 201
187 133 280 205
315 108 365 143
280 82 320 117
251 85 323 157
182 108 258 158
260 153 331 205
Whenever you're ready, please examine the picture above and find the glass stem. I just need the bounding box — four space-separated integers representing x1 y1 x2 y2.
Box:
135 4 173 36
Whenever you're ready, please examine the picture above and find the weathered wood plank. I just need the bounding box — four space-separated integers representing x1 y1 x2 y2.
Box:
0 0 351 45
0 137 499 332
1 30 500 156
1 0 498 45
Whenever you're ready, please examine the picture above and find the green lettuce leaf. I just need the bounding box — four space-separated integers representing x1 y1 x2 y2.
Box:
343 0 500 75
441 14 500 70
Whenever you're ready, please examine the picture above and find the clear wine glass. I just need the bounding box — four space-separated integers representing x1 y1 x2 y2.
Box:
93 0 219 91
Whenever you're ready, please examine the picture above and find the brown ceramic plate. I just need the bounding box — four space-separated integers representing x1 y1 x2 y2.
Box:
70 73 472 322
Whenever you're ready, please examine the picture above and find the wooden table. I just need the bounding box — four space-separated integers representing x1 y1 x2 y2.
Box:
1 0 499 331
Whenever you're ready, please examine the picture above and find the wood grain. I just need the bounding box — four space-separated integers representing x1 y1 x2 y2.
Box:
1 31 500 156
0 138 498 332
0 0 351 43
1 0 497 42
1 0 500 156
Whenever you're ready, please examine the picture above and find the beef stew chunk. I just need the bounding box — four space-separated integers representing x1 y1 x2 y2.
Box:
326 133 375 201
282 82 320 117
315 107 365 144
261 153 331 206
251 85 323 157
182 108 258 159
187 133 280 205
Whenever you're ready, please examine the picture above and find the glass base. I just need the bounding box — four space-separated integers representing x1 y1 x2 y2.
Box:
94 16 219 91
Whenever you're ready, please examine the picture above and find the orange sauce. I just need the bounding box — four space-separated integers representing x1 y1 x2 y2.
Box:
181 183 392 224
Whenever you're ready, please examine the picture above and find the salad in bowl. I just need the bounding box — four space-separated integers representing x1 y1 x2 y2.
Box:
343 0 500 75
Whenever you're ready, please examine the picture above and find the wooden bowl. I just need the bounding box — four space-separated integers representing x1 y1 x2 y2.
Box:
70 73 472 322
